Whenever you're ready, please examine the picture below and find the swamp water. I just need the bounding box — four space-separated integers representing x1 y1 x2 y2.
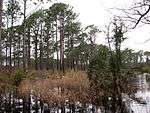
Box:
0 74 150 113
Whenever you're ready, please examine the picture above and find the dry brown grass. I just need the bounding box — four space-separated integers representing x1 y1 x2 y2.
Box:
0 69 140 107
18 70 91 105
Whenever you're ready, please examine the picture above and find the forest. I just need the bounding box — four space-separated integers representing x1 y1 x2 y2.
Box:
0 0 150 113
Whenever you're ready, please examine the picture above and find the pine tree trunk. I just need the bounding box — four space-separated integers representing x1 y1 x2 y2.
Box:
59 13 65 72
0 0 3 40
6 43 8 66
39 24 43 70
70 37 75 70
13 44 16 67
46 37 49 70
27 28 31 69
9 0 15 67
23 0 27 70
0 0 3 65
35 35 38 70
52 23 55 72
5 14 9 66
17 34 21 68
39 41 43 70
55 18 59 70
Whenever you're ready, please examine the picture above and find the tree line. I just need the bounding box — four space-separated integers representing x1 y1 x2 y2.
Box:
0 0 150 72
1 1 100 72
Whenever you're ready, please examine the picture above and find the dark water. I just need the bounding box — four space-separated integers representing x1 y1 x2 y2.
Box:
1 74 150 113
127 74 150 113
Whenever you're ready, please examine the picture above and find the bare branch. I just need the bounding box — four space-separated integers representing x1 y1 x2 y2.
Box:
133 5 150 28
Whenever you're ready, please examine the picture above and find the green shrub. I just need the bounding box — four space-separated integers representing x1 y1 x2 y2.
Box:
12 70 25 86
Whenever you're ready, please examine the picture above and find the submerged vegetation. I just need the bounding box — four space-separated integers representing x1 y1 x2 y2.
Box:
0 70 141 113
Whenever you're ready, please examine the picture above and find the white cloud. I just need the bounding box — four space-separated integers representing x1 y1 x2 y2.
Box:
35 0 150 51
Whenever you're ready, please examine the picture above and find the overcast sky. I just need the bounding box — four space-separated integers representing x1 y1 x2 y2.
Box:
34 0 150 51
